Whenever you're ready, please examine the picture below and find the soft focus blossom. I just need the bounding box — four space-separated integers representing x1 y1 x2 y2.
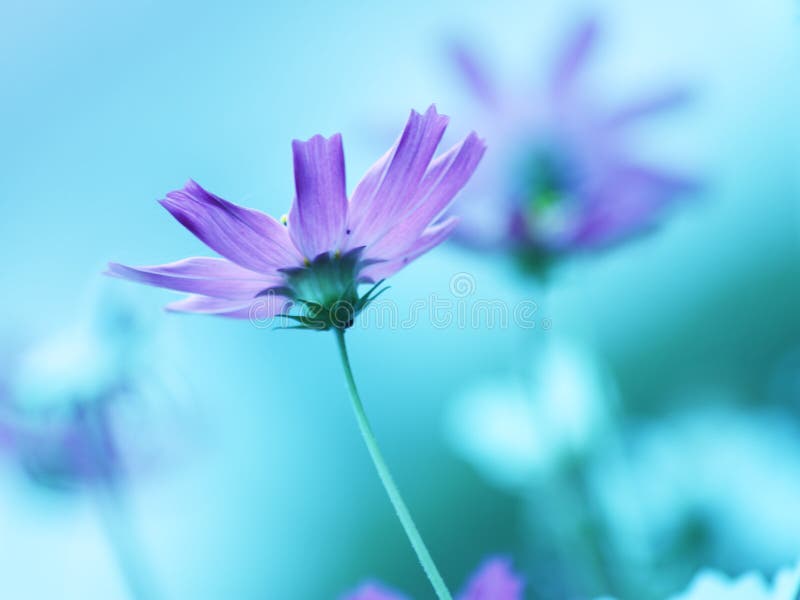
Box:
668 559 800 600
0 397 125 489
108 106 485 330
446 337 615 488
449 17 697 275
596 558 800 600
593 403 800 575
0 294 174 490
343 557 523 600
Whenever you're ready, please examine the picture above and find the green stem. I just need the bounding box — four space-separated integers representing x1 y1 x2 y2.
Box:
334 328 453 600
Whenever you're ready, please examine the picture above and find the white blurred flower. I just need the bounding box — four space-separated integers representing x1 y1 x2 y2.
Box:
14 326 117 410
446 336 616 488
595 559 800 600
670 558 800 600
11 287 146 412
593 402 800 572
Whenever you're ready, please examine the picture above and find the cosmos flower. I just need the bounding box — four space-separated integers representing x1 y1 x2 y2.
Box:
107 106 485 330
449 17 698 275
0 398 124 489
343 557 524 600
0 292 174 491
0 292 175 599
107 106 486 598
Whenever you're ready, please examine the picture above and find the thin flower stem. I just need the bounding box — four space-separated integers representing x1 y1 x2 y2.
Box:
86 407 161 600
334 328 453 600
94 485 162 600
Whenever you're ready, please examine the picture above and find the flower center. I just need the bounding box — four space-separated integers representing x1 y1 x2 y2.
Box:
514 146 578 226
278 249 367 330
506 144 585 277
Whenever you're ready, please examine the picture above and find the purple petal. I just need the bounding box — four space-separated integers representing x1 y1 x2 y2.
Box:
345 106 450 250
340 582 409 600
573 165 699 248
166 293 291 320
288 134 348 259
365 132 486 260
61 411 120 483
358 217 459 282
450 42 498 107
1 408 122 486
106 258 282 300
161 180 303 273
0 417 18 450
458 557 524 600
606 87 693 129
549 17 600 99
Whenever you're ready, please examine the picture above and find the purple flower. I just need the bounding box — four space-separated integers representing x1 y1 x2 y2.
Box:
0 297 169 492
108 106 485 330
450 17 698 275
0 399 125 490
343 557 524 600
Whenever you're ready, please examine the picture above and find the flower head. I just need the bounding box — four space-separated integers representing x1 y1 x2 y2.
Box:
343 557 523 600
0 294 175 491
0 397 124 489
450 17 698 276
108 106 485 330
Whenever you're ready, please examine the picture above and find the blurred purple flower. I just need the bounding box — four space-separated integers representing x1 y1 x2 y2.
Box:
0 295 175 492
343 557 523 600
108 106 485 330
450 17 698 275
0 396 125 490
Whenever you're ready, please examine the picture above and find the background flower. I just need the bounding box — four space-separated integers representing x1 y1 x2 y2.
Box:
448 16 699 276
598 558 800 600
593 402 800 582
343 557 523 600
446 336 615 488
0 286 193 492
675 559 800 600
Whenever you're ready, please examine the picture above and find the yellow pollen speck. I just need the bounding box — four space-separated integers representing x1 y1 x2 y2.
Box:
280 214 288 225
303 257 311 266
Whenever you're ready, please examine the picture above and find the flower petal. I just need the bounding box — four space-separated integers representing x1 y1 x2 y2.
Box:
166 293 291 321
365 132 486 260
117 256 276 280
573 165 699 248
0 417 18 450
340 582 409 600
345 106 449 250
450 42 498 108
161 180 303 273
458 557 524 600
549 17 600 100
358 217 459 282
605 87 693 129
288 134 348 259
106 258 282 300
